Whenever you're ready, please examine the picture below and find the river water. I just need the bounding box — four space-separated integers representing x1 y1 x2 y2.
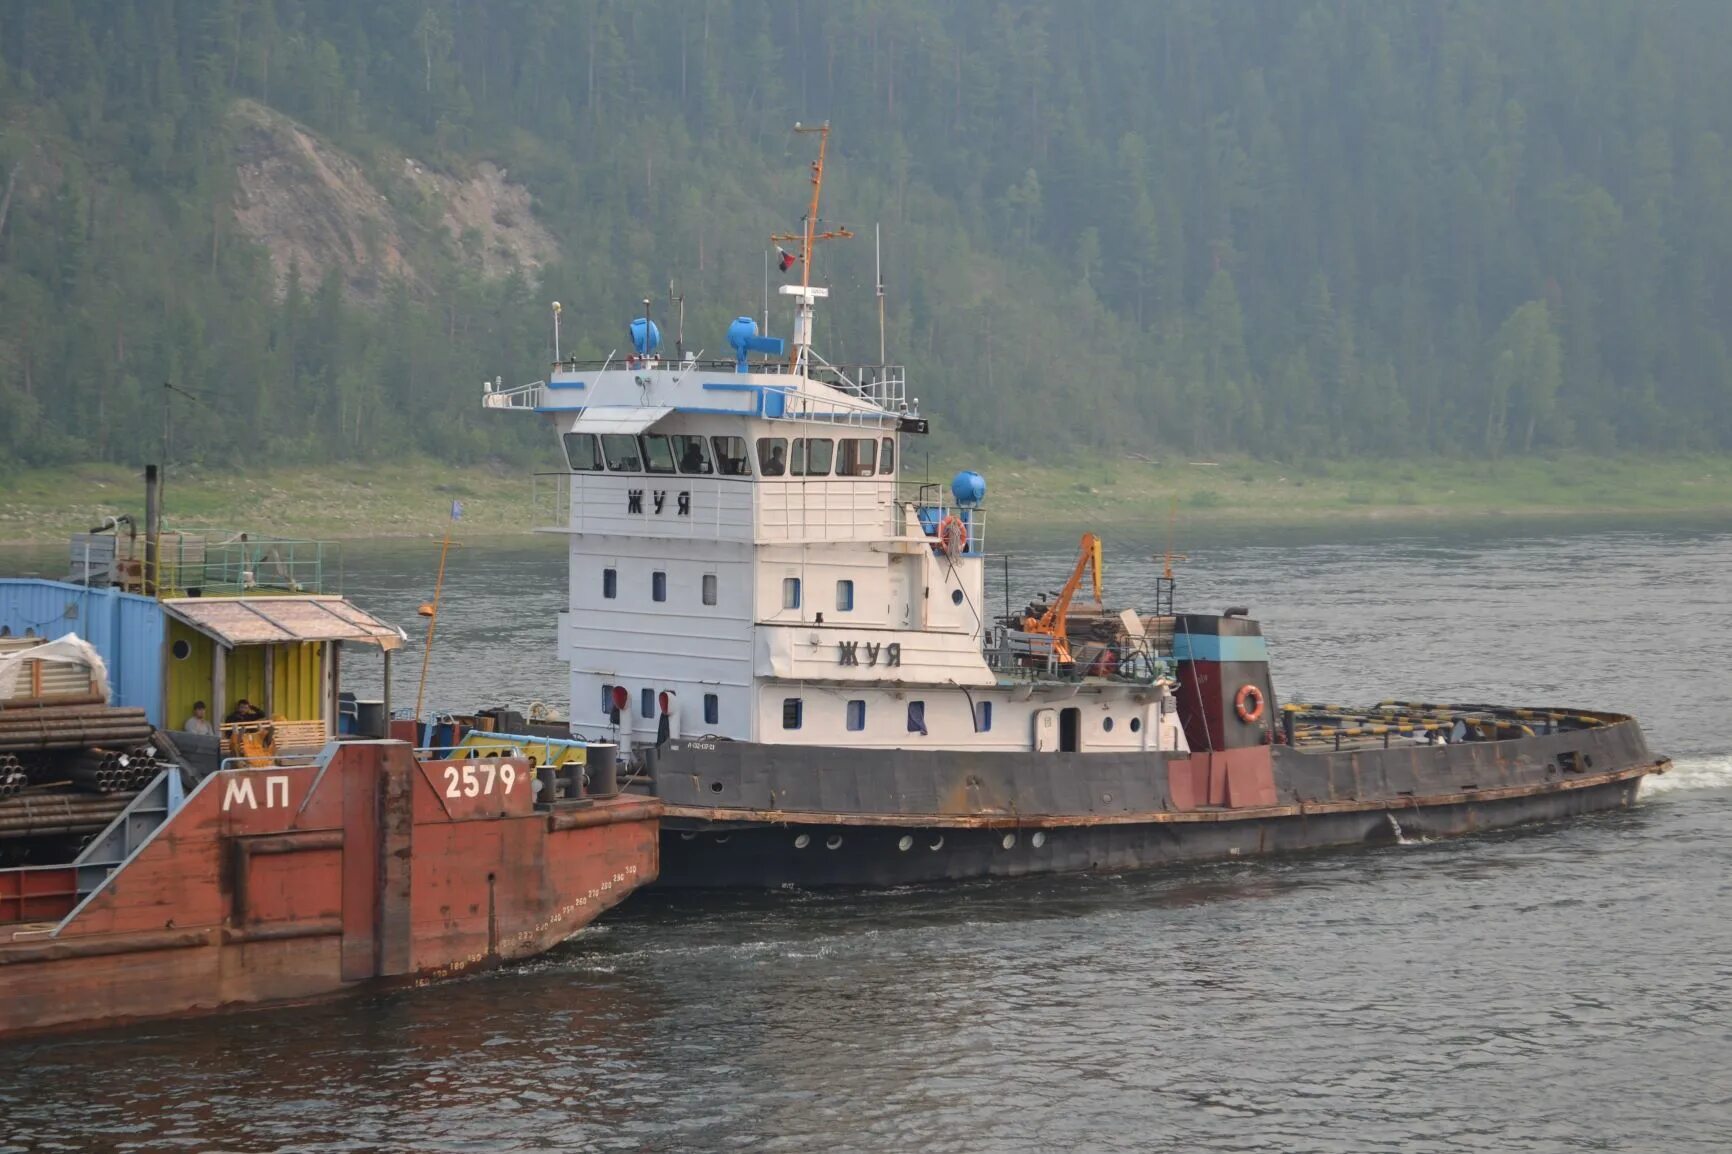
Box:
2 522 1729 1152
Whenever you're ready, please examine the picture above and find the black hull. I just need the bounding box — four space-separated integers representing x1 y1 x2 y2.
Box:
656 774 1645 888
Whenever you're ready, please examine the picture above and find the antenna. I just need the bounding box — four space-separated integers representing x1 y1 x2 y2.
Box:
551 301 563 362
876 222 886 365
669 280 685 359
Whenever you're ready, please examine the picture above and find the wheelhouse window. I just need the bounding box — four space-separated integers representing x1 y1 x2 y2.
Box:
975 701 993 732
836 579 854 611
791 437 833 476
702 573 718 605
782 577 802 610
652 571 667 602
602 568 617 599
711 436 751 476
907 700 928 735
881 436 895 475
640 433 677 474
672 435 712 474
563 432 603 471
846 700 866 731
601 434 642 472
837 437 877 477
704 693 719 725
757 437 789 476
782 698 803 729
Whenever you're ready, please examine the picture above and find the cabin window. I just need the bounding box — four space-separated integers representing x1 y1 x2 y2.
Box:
672 435 713 474
782 698 803 729
846 700 866 731
792 437 834 476
652 571 667 602
881 436 895 475
563 432 603 471
836 579 854 611
782 577 802 609
640 433 677 474
601 684 616 715
837 437 877 477
641 687 655 719
1103 717 1115 732
975 701 993 732
602 568 617 599
757 437 789 476
601 434 643 472
702 573 718 605
704 693 719 725
711 436 751 476
907 700 928 735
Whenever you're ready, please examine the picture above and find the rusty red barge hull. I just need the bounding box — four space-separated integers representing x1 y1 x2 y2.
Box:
0 741 658 1038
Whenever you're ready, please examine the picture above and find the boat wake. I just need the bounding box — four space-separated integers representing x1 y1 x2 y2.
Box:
1384 812 1431 847
1643 754 1732 796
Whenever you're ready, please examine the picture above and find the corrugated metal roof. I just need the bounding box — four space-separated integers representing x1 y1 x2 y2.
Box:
0 579 165 725
162 596 403 650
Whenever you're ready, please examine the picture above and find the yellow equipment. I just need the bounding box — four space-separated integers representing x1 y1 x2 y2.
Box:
1023 533 1103 665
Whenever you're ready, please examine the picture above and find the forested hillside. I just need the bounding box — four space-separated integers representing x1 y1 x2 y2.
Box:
2 1 1731 471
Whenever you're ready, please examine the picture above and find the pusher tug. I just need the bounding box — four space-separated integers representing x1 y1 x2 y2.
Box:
484 123 1669 888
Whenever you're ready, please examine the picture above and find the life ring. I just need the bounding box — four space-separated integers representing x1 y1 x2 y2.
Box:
1234 683 1266 724
937 513 968 557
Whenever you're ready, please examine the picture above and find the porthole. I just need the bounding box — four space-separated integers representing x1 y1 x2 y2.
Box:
710 780 724 793
897 835 913 852
929 835 945 851
1001 833 1017 850
679 832 697 841
1130 717 1142 733
715 834 730 844
1103 717 1115 732
794 833 811 849
951 589 964 605
1031 831 1047 848
171 639 192 660
825 834 843 850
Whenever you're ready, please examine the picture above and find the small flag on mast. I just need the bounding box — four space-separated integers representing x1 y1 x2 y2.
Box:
777 246 796 273
450 500 464 521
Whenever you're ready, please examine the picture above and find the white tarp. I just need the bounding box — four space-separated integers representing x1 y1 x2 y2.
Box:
569 405 674 435
0 633 110 703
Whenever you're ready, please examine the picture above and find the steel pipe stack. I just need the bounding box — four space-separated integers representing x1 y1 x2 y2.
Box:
0 791 132 840
69 750 131 793
0 705 153 752
0 772 26 799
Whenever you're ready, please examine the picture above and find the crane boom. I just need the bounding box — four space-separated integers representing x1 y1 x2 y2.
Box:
1023 532 1103 665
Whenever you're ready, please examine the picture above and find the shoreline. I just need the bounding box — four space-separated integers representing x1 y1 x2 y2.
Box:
3 455 1730 548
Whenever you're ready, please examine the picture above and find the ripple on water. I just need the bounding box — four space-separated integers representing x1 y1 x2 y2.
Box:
4 528 1732 1152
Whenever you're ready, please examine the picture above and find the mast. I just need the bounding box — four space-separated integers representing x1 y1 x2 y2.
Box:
771 122 852 372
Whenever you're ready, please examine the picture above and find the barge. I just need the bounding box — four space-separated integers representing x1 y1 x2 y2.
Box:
480 124 1668 888
0 484 658 1036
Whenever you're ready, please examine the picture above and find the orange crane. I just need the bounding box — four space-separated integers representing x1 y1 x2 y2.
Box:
1022 533 1103 665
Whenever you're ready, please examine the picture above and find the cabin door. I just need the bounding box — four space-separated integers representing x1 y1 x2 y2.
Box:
1059 707 1083 753
1032 708 1058 752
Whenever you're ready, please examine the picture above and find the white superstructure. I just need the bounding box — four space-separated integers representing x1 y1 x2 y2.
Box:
485 330 1184 760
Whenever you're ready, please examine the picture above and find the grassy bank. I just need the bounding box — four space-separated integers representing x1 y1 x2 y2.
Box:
3 453 1731 546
